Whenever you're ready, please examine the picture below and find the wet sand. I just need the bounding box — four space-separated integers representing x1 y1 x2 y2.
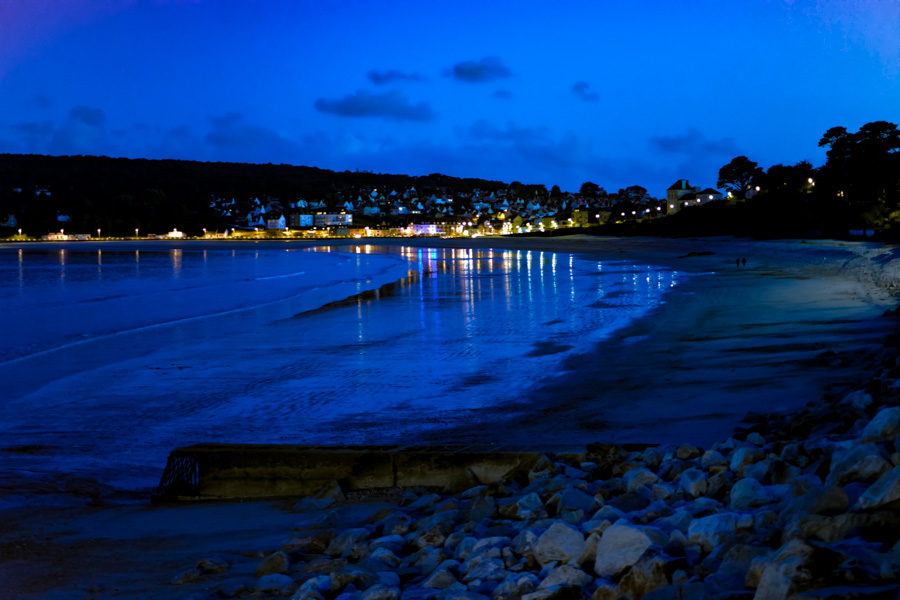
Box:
311 235 896 448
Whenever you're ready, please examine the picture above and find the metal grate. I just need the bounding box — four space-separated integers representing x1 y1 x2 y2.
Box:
153 453 199 501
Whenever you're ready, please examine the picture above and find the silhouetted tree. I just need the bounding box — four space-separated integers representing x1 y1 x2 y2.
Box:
717 156 763 195
817 121 900 227
580 181 600 196
762 161 815 193
622 185 651 204
550 185 562 197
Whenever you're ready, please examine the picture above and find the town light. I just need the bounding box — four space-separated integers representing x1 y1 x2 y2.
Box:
135 228 139 237
98 229 101 238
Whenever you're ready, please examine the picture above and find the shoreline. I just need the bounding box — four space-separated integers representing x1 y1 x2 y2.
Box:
2 235 900 599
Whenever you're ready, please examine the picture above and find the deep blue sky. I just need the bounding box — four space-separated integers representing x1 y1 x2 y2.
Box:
1 0 898 196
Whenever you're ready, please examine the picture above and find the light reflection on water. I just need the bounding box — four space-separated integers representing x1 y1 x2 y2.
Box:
0 243 682 478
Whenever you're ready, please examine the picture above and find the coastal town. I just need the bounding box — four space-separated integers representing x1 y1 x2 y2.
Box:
3 178 727 241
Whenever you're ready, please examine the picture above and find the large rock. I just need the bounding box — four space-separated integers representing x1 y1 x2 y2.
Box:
500 493 546 521
751 566 791 600
362 585 400 600
746 539 813 589
493 574 537 600
730 477 771 509
618 556 669 600
782 511 900 543
557 488 595 523
421 562 458 589
532 523 585 567
326 528 371 556
624 468 659 492
780 484 848 518
465 495 497 523
593 523 653 577
463 557 507 582
701 450 727 470
331 565 376 592
730 447 766 474
256 573 295 594
511 530 538 557
537 565 593 590
827 444 892 486
257 551 290 577
862 407 900 443
569 532 599 569
855 466 900 511
679 468 708 499
687 513 737 552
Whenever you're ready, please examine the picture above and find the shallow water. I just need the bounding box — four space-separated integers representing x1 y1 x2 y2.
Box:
0 241 680 489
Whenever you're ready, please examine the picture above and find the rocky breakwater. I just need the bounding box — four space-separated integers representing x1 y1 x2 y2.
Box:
172 323 900 600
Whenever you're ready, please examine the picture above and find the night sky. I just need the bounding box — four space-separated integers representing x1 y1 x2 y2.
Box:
1 0 898 196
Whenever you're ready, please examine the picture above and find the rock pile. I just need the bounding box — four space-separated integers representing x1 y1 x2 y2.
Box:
173 327 900 599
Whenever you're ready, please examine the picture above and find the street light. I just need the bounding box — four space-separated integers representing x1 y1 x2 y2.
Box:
97 228 101 238
135 228 139 237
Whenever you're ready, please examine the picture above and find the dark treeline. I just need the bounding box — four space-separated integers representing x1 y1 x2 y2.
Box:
599 120 900 241
0 154 508 236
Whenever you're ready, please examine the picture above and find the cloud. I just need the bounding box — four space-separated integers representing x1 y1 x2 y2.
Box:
447 56 512 83
31 94 52 108
49 105 107 154
493 89 512 100
367 69 424 85
465 120 550 145
314 90 436 121
572 81 599 102
12 121 54 136
69 105 105 126
649 127 739 156
205 112 301 161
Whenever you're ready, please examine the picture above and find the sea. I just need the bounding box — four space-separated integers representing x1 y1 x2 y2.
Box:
0 240 681 489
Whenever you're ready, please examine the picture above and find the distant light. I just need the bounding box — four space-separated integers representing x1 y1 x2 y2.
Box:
755 186 760 191
656 207 661 211
808 177 814 184
631 211 636 215
670 204 674 208
708 195 713 200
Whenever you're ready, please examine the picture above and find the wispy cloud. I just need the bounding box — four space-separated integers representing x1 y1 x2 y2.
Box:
367 69 424 85
447 57 512 83
649 127 738 156
314 90 436 121
572 81 598 102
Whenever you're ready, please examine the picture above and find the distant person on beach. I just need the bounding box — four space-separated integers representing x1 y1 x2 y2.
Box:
736 258 740 268
742 257 746 267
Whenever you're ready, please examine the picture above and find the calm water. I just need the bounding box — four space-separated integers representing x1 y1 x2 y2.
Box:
0 241 680 488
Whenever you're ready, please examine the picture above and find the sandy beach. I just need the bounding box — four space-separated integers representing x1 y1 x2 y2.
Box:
2 235 899 599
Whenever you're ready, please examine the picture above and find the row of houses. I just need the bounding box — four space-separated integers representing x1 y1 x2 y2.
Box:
216 179 725 234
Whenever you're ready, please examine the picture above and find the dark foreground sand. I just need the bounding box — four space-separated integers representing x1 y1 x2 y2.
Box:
2 235 899 599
